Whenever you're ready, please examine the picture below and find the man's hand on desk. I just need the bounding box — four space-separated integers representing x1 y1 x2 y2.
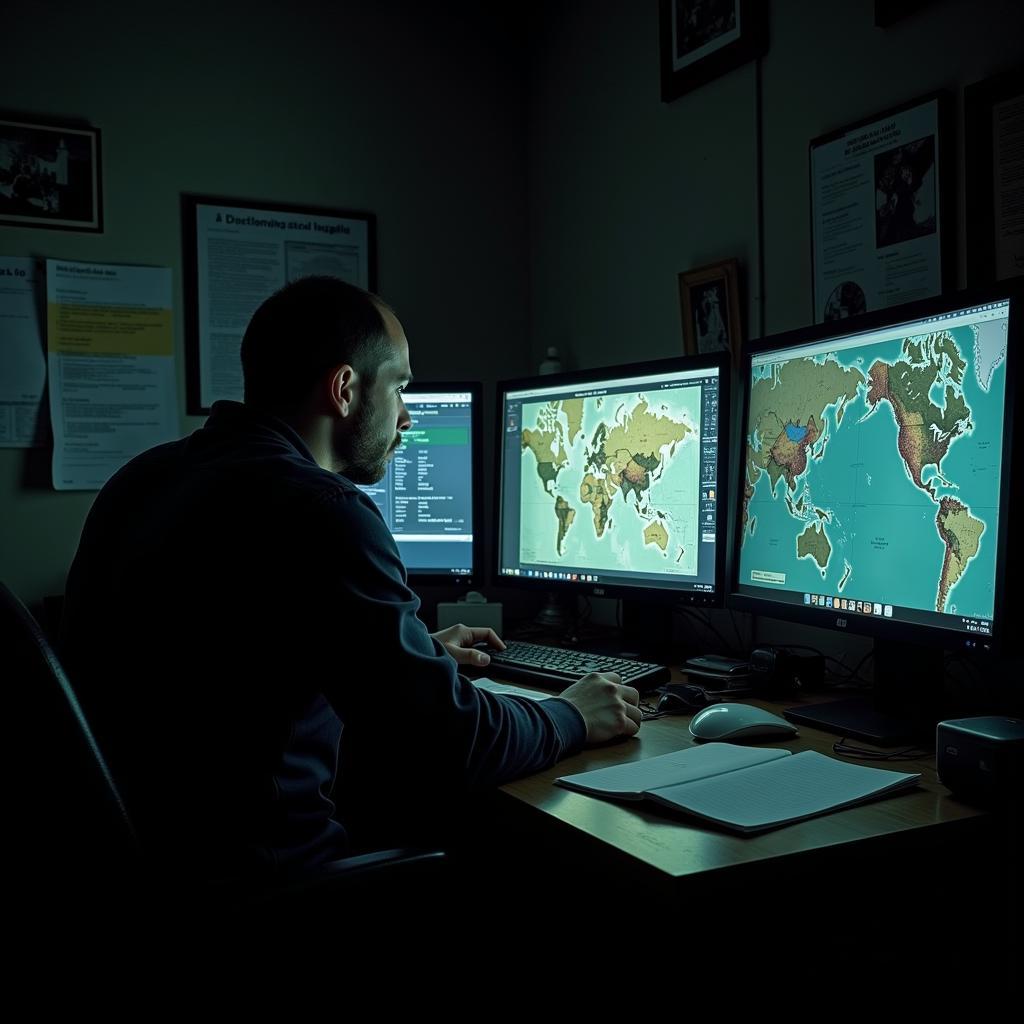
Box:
560 674 642 744
432 624 506 667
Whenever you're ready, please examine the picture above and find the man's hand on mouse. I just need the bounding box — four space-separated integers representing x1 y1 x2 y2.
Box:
432 623 506 667
559 673 642 744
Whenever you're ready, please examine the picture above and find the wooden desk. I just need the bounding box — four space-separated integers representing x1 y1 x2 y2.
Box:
468 686 1018 971
494 695 987 889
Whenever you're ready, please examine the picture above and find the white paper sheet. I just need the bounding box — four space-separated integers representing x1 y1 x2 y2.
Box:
46 258 180 490
0 257 47 447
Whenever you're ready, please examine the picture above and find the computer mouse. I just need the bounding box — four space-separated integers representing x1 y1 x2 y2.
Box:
688 703 799 742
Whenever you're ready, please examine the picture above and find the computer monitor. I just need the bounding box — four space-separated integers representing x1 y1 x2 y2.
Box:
496 353 729 612
731 287 1018 741
358 382 481 584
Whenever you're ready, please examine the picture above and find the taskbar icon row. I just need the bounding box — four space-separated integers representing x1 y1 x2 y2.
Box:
803 591 993 637
502 567 601 583
805 593 893 617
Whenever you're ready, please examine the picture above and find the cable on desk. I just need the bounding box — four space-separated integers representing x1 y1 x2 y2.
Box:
676 606 743 659
727 607 747 653
641 682 738 720
821 648 875 690
639 699 662 721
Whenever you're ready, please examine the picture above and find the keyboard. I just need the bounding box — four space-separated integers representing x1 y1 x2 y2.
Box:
484 640 670 693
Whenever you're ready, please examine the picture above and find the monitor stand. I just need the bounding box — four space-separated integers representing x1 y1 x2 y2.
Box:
784 637 945 746
618 598 674 665
531 591 573 632
784 697 920 746
545 596 674 665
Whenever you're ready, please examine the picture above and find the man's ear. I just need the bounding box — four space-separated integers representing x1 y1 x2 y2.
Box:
327 364 356 417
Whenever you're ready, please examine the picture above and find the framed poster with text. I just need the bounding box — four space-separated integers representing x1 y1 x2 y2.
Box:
182 194 376 414
810 93 952 323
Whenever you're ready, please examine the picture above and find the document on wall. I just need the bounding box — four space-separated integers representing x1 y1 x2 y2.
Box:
187 198 373 411
46 259 180 490
810 95 946 323
0 257 48 447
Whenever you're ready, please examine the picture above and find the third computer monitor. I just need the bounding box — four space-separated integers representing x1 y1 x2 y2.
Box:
731 287 1016 655
496 353 729 605
359 382 480 584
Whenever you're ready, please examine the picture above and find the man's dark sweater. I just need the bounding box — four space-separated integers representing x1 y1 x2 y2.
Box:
61 401 585 878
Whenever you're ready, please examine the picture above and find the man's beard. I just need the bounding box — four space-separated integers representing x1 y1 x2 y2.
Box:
338 407 399 484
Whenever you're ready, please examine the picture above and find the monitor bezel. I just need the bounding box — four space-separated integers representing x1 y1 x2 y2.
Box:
728 284 1019 654
394 380 482 586
494 352 730 607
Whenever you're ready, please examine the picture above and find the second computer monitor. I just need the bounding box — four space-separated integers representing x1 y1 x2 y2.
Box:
496 354 728 604
731 289 1015 652
358 382 480 584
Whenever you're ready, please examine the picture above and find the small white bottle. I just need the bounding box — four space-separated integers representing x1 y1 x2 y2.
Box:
539 346 562 375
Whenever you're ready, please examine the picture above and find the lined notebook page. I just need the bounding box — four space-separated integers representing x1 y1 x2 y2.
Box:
651 749 919 830
557 743 788 796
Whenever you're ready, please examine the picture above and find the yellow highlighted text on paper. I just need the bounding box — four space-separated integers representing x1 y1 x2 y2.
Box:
47 303 173 357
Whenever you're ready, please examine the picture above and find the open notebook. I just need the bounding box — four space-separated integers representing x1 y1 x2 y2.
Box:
556 743 920 834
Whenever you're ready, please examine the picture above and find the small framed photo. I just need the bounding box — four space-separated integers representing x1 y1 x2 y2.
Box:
659 1 768 103
965 67 1024 286
0 114 102 232
678 259 742 360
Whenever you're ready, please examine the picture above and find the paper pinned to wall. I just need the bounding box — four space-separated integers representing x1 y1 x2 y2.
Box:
0 257 48 448
46 258 180 490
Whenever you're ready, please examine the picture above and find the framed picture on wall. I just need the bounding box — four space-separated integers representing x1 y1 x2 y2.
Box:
0 113 102 232
809 92 953 323
182 194 376 415
659 1 768 103
678 259 742 361
965 67 1024 286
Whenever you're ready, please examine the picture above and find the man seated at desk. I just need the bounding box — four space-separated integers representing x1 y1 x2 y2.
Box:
60 276 642 881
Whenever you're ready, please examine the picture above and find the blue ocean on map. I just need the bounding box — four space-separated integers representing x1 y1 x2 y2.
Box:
745 329 1004 620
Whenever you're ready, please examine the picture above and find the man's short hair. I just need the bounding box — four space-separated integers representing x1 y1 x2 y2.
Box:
241 276 394 414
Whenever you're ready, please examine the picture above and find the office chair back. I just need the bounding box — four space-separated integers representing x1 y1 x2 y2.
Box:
3 582 448 938
1 582 141 897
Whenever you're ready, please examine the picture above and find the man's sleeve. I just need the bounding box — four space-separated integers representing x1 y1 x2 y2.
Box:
301 485 586 788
